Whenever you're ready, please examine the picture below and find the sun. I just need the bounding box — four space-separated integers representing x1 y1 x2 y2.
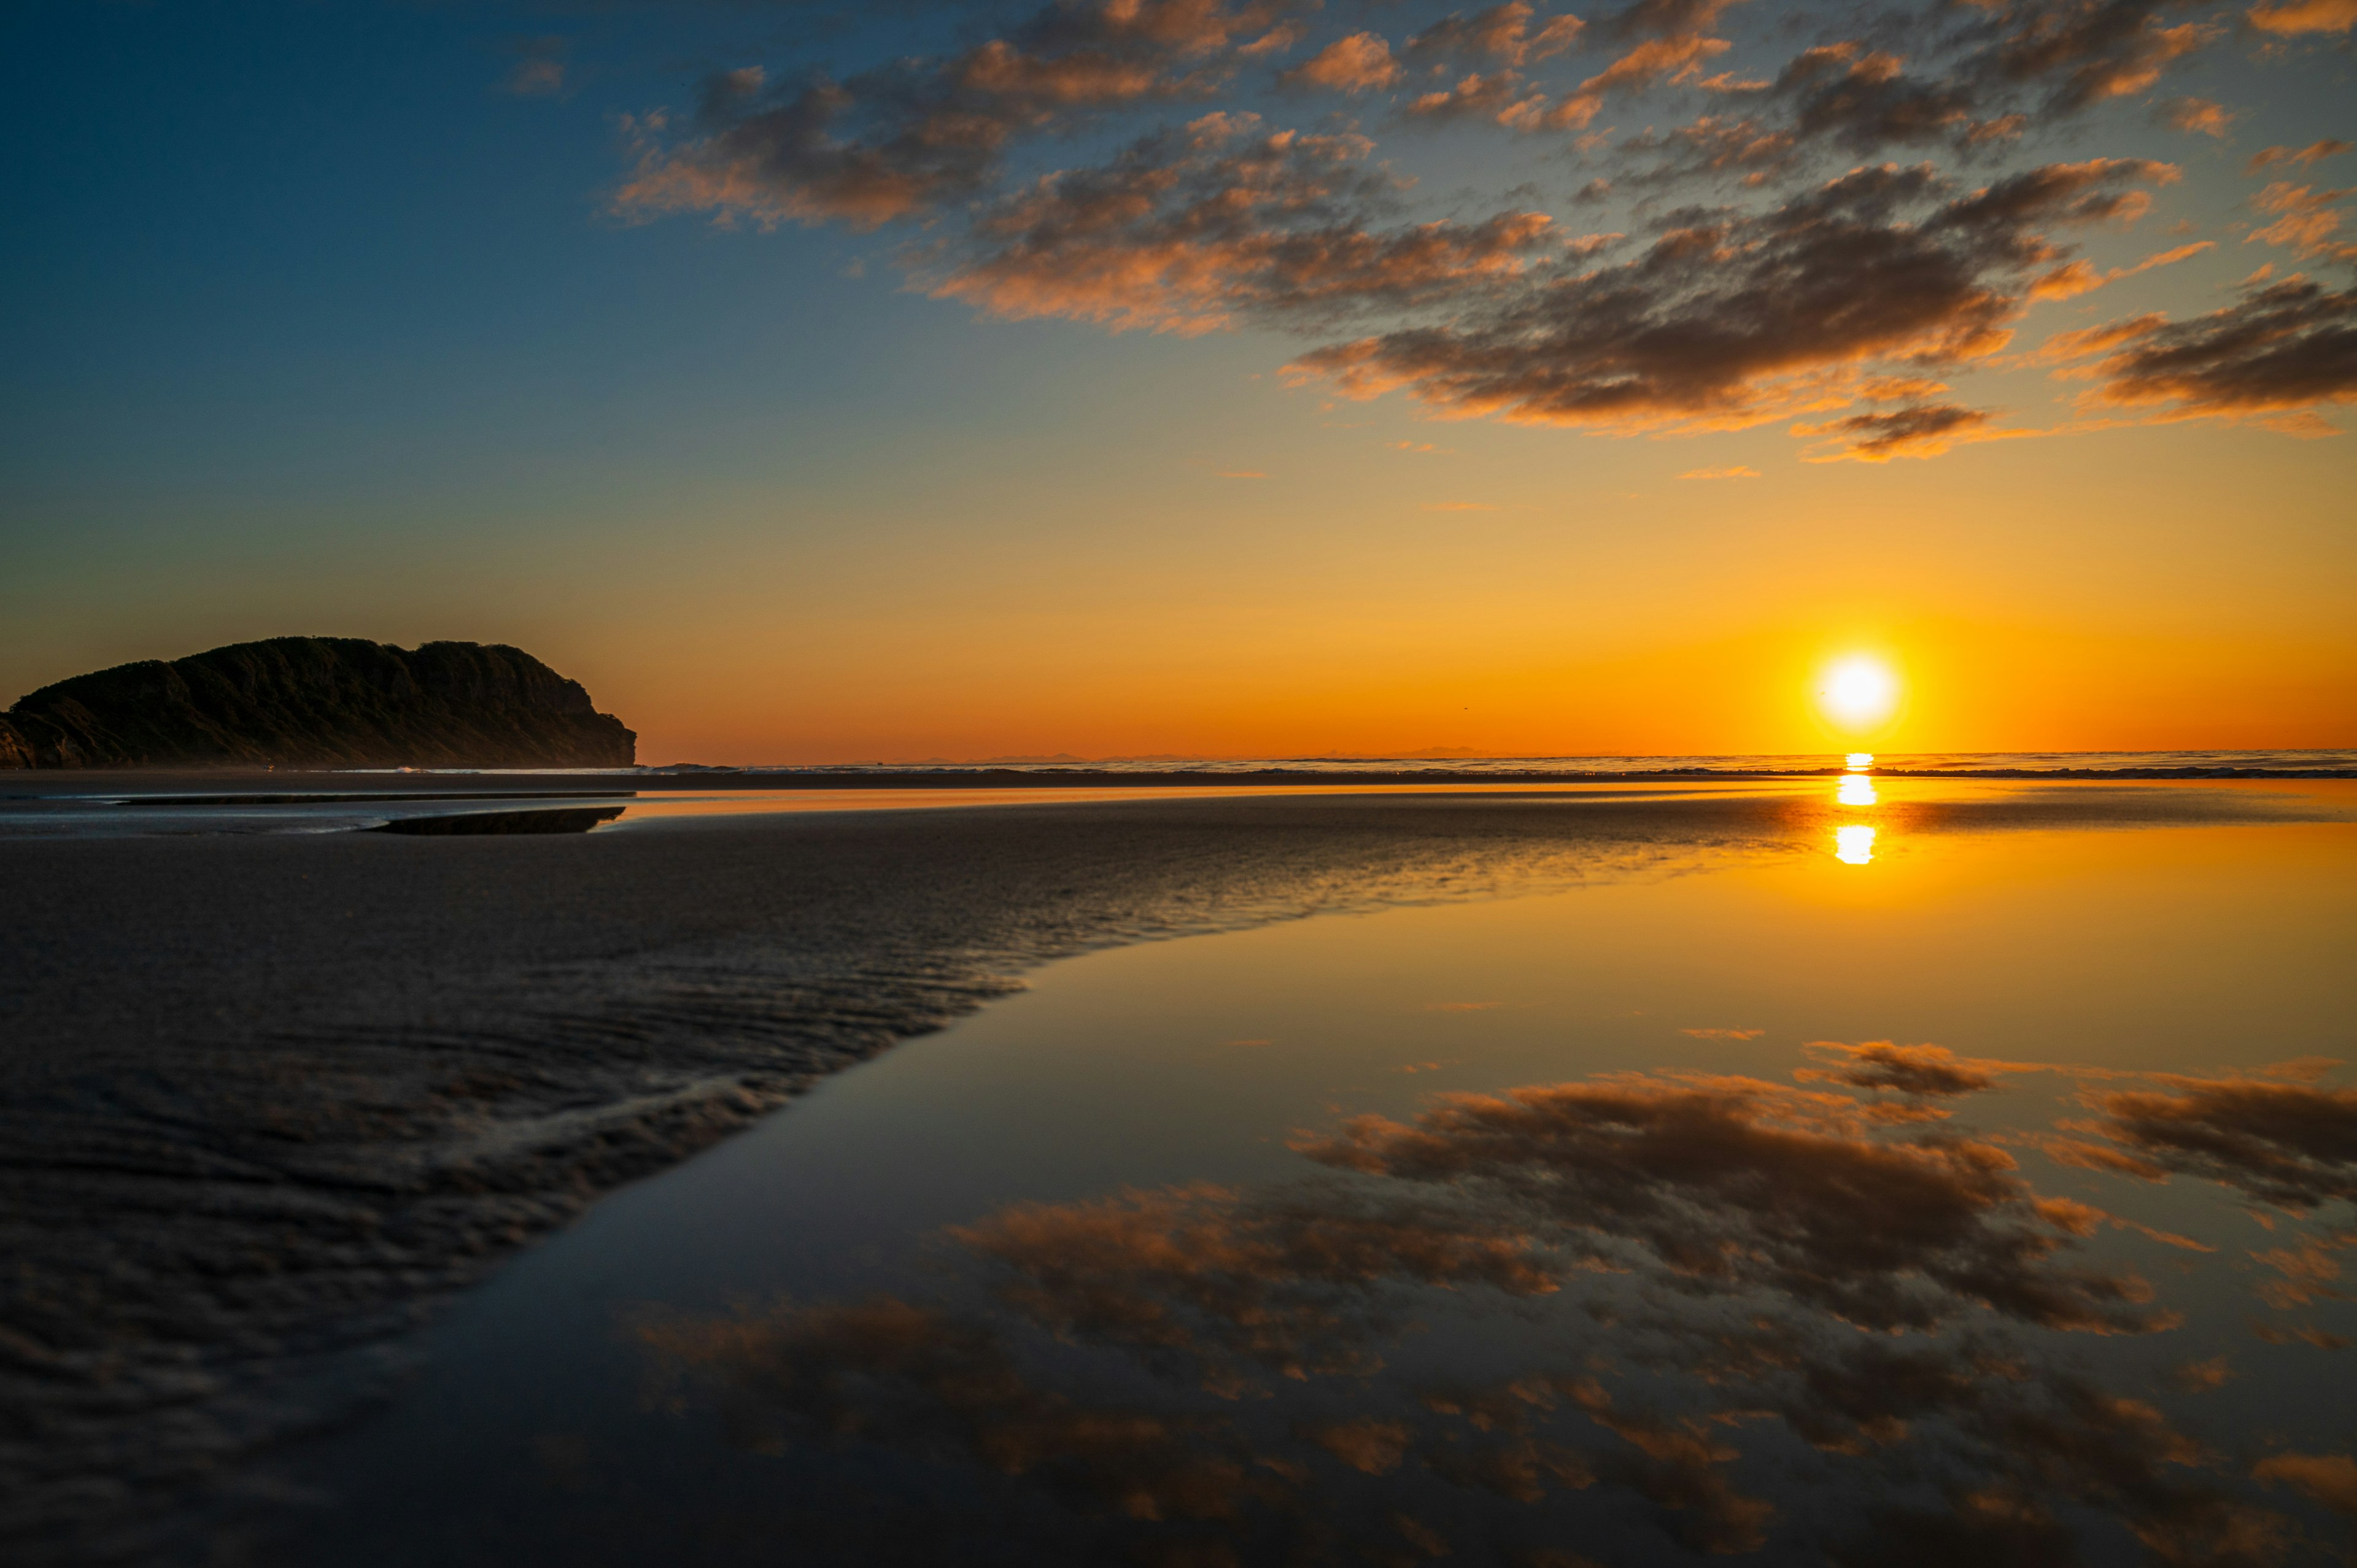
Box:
1817 655 1901 733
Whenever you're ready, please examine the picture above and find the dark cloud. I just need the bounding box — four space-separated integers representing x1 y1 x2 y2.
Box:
1797 1040 2027 1097
929 115 1562 334
613 0 1296 229
2044 277 2357 436
1609 114 1799 188
636 1294 1288 1527
1596 0 2220 184
1297 1068 2169 1332
948 1179 1556 1390
1288 160 2172 438
1973 0 2218 114
2068 1070 2357 1211
1794 400 2003 460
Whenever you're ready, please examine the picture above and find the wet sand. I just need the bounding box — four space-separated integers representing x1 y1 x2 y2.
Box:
1 781 2347 1562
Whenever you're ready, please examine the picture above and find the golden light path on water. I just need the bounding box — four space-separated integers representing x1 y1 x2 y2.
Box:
1836 751 1878 863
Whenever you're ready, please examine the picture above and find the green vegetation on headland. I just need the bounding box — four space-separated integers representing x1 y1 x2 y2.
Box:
0 637 635 768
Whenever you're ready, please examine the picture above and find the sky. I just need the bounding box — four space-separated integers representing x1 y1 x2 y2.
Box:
2 0 2352 762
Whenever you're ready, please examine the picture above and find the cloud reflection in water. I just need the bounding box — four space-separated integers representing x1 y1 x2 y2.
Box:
638 1051 2357 1564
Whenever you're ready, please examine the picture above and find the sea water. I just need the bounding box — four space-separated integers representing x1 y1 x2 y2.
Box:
252 778 2357 1566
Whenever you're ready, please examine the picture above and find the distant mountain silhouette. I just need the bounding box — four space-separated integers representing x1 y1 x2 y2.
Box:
0 638 635 769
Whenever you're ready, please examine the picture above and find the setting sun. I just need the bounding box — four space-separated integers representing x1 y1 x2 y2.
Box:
1819 657 1902 734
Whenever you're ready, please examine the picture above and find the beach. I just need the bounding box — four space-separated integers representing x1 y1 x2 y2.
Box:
4 775 2355 1564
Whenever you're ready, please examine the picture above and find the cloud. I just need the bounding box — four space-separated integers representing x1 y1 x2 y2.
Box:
2251 1232 2348 1308
2246 180 2357 263
611 0 1292 230
1677 463 1761 477
1399 4 1736 134
2252 1451 2357 1515
1795 1041 2033 1097
2061 277 2357 433
2249 139 2354 174
1795 401 2005 460
1592 0 1746 44
1979 1 2218 111
2247 0 2357 33
2172 1354 2235 1391
1297 1069 2170 1333
1682 1022 1765 1032
2156 96 2232 137
1289 160 2173 440
1280 32 1402 92
502 37 568 98
1405 2 1585 67
1670 1 2220 177
2030 238 2215 299
951 1182 1558 1387
927 115 1558 334
637 1294 1285 1526
1548 32 1735 128
1612 115 1801 188
2064 1070 2357 1211
1404 68 1553 126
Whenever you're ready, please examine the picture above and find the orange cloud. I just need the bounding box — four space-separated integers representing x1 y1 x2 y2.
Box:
2249 139 2353 173
2247 180 2357 263
2253 1451 2357 1515
2248 0 2357 33
2156 96 2232 137
1280 31 1401 92
2031 239 2215 300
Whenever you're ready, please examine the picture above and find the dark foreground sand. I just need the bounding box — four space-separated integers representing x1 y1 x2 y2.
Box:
0 782 2333 1563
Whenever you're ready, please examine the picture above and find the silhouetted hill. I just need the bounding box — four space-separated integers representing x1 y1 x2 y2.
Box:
0 638 635 768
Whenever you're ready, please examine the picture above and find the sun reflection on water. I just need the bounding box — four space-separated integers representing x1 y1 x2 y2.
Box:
1835 824 1877 864
1845 752 1873 771
1837 774 1878 807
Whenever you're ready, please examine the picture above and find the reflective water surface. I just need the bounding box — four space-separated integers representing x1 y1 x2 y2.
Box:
260 782 2357 1567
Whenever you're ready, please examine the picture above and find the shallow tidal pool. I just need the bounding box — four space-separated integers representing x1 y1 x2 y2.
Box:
261 782 2357 1566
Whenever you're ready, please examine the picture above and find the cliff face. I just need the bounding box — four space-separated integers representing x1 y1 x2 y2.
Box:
0 638 635 769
